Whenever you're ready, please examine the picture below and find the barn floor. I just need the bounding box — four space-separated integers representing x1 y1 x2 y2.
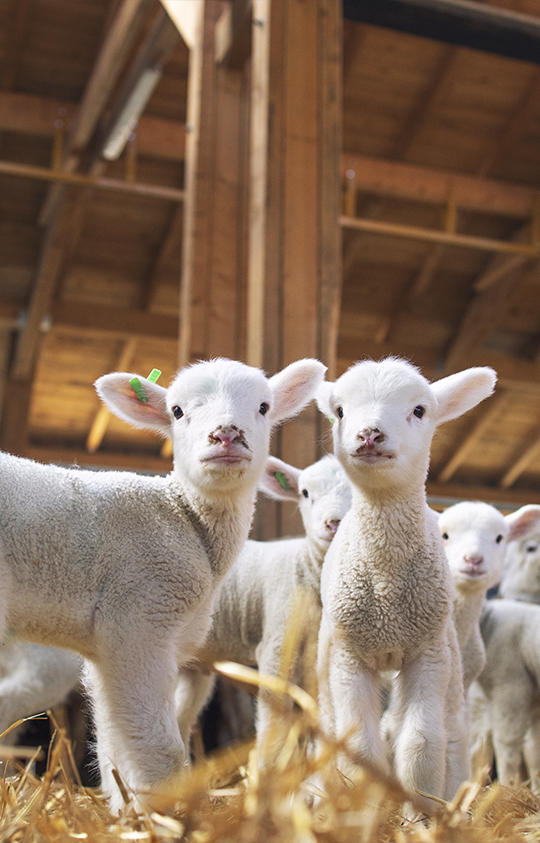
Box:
2 696 540 843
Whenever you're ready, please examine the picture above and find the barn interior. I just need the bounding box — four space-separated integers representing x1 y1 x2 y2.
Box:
2 0 540 548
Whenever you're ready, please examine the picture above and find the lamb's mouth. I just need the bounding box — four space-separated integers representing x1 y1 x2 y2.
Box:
202 450 252 466
460 568 487 579
351 450 393 463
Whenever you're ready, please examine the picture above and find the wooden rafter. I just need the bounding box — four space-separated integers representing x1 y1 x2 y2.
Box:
436 390 508 483
500 433 540 490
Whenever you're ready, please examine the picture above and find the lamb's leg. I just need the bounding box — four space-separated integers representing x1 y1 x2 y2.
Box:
523 708 540 794
85 648 187 815
255 644 294 763
490 683 532 789
175 667 216 754
392 647 450 804
325 636 387 776
468 680 494 777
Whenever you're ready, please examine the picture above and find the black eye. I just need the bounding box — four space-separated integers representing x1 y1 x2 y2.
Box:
172 406 184 420
496 535 503 544
302 489 309 498
442 532 449 540
259 403 269 416
413 406 425 419
337 407 344 419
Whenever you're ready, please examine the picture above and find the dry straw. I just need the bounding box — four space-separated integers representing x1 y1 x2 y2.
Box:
2 604 540 842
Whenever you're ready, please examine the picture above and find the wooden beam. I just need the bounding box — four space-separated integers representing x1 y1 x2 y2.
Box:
340 215 538 256
215 0 252 68
50 301 178 341
436 390 508 483
0 158 185 202
499 434 540 490
343 0 540 66
0 91 185 161
426 479 540 509
26 445 171 474
1 0 32 89
443 267 526 375
339 154 539 220
178 0 205 367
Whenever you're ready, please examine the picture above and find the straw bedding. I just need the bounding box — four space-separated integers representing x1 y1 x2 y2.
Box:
2 664 540 843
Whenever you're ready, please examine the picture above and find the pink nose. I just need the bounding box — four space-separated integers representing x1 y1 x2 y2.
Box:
359 428 384 447
464 554 483 568
326 519 341 533
211 428 240 447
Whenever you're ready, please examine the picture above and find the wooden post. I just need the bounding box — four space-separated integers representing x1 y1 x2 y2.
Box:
247 0 343 538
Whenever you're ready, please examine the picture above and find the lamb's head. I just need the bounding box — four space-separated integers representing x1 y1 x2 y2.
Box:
316 358 497 492
498 505 540 603
95 358 326 496
258 454 352 553
439 501 509 595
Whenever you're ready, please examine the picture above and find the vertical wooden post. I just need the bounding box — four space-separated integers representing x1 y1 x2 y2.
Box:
179 0 251 365
247 0 342 538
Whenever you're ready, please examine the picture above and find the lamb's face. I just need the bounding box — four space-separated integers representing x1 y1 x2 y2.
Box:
166 360 275 493
297 456 352 552
500 530 540 603
321 359 438 489
439 501 508 595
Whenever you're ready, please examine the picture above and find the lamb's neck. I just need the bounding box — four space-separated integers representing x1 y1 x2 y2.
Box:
299 540 326 594
453 588 485 650
168 478 255 582
350 483 429 559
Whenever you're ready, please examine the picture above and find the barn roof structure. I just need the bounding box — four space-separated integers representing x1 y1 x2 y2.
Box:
1 0 540 537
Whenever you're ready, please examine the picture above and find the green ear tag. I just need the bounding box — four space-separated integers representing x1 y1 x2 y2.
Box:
130 377 148 403
147 368 162 383
329 418 335 425
275 471 291 491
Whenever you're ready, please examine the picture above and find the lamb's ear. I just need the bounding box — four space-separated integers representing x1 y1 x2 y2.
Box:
316 381 334 420
268 359 326 425
95 372 170 433
431 367 497 425
506 504 540 542
258 456 301 501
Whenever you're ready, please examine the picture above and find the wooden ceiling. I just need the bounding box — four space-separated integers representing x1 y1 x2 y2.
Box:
1 0 540 516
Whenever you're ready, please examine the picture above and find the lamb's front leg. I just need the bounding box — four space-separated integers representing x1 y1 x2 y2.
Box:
85 644 187 815
392 645 450 804
323 629 388 777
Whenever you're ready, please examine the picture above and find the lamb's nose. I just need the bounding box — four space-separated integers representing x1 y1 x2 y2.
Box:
326 519 341 533
464 554 483 568
211 427 240 447
358 428 384 447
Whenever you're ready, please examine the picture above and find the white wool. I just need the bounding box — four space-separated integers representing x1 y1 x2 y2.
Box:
315 357 496 812
175 454 352 759
470 598 540 794
0 356 325 812
498 505 540 603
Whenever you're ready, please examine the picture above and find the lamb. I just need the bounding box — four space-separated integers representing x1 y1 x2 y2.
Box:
315 357 496 811
438 502 538 693
175 453 352 758
470 598 540 793
0 356 325 813
498 508 540 603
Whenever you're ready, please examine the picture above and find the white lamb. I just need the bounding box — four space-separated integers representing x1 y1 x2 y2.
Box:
470 598 540 793
499 511 540 603
175 453 352 758
0 356 325 812
438 502 538 692
315 357 496 811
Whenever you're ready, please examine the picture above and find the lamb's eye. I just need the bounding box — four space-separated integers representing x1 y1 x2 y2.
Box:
172 406 184 420
413 406 425 419
442 532 449 540
496 534 503 544
527 543 538 554
337 407 344 419
259 403 269 416
302 489 309 499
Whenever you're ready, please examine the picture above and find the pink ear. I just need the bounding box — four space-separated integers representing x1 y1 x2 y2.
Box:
258 456 301 501
95 372 170 433
268 359 326 424
506 504 540 542
432 367 497 425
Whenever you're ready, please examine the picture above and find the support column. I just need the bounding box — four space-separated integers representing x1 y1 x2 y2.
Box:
247 0 342 538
